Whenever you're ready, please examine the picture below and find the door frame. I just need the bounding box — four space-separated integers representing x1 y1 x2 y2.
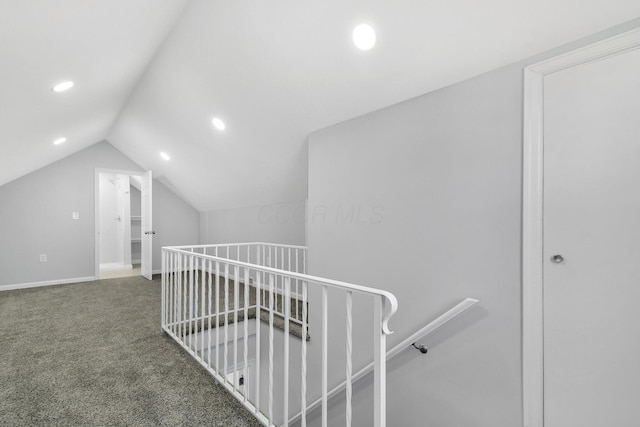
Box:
94 168 150 279
522 28 640 427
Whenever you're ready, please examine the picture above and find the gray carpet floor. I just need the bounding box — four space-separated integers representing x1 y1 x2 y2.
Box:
0 276 263 427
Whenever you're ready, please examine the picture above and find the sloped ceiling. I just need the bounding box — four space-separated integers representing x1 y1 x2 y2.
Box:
0 0 189 188
2 1 640 211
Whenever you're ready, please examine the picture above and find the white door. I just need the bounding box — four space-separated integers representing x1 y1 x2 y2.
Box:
542 48 640 426
141 170 153 280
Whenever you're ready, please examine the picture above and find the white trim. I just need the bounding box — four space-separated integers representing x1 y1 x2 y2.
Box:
528 27 640 75
0 276 96 292
522 27 640 427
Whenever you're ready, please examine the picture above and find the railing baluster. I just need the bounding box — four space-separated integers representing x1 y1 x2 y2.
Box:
194 256 199 356
189 253 194 351
215 259 220 374
171 251 176 334
283 277 291 426
281 248 285 302
346 291 353 427
165 251 170 331
175 252 179 334
201 256 206 360
208 259 212 366
180 254 185 339
295 250 299 321
269 272 275 424
373 297 386 427
165 251 169 329
301 280 308 427
175 253 179 336
224 262 229 383
233 265 239 395
255 253 262 415
243 267 249 403
161 250 166 331
322 285 328 427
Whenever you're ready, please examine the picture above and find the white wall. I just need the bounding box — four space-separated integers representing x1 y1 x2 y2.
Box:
304 21 640 427
199 201 306 246
307 66 521 427
152 179 200 271
0 141 199 287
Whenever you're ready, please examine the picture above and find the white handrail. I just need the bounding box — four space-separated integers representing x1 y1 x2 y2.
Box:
168 242 308 250
286 298 479 426
387 297 478 360
162 244 399 427
166 247 399 334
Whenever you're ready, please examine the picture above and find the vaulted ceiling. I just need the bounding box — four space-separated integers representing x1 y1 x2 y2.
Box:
2 0 639 211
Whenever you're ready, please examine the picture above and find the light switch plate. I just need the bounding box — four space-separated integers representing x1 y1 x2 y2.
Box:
72 212 79 220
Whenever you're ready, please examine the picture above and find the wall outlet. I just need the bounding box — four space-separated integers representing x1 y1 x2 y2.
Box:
72 212 79 220
39 254 47 263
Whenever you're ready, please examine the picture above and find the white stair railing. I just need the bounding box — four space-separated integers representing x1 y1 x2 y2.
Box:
161 243 398 427
166 243 308 329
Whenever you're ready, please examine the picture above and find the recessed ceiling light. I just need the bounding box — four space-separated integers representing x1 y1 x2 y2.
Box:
52 81 74 92
53 137 67 145
352 24 376 51
160 152 170 161
212 117 226 131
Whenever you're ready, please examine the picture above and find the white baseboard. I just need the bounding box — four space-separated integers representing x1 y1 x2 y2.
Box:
0 276 97 292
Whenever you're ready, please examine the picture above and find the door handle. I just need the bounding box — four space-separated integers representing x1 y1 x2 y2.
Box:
144 231 156 235
551 254 564 263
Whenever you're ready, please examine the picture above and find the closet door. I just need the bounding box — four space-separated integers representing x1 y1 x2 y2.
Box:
542 47 640 426
141 170 153 280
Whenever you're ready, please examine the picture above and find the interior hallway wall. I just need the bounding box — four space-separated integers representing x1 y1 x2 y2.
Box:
0 141 199 288
305 19 640 427
152 179 199 270
199 201 306 246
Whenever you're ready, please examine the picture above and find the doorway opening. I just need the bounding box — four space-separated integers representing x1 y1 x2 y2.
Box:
95 169 153 280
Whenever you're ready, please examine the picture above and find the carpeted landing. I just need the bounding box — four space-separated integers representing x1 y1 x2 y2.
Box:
0 276 262 427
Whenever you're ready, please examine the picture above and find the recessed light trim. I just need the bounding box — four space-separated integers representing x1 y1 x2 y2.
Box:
352 24 376 51
212 117 226 131
160 152 170 161
52 81 74 92
53 137 67 145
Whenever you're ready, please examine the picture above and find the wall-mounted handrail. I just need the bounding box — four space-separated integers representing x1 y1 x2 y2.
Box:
286 298 479 426
387 298 478 360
